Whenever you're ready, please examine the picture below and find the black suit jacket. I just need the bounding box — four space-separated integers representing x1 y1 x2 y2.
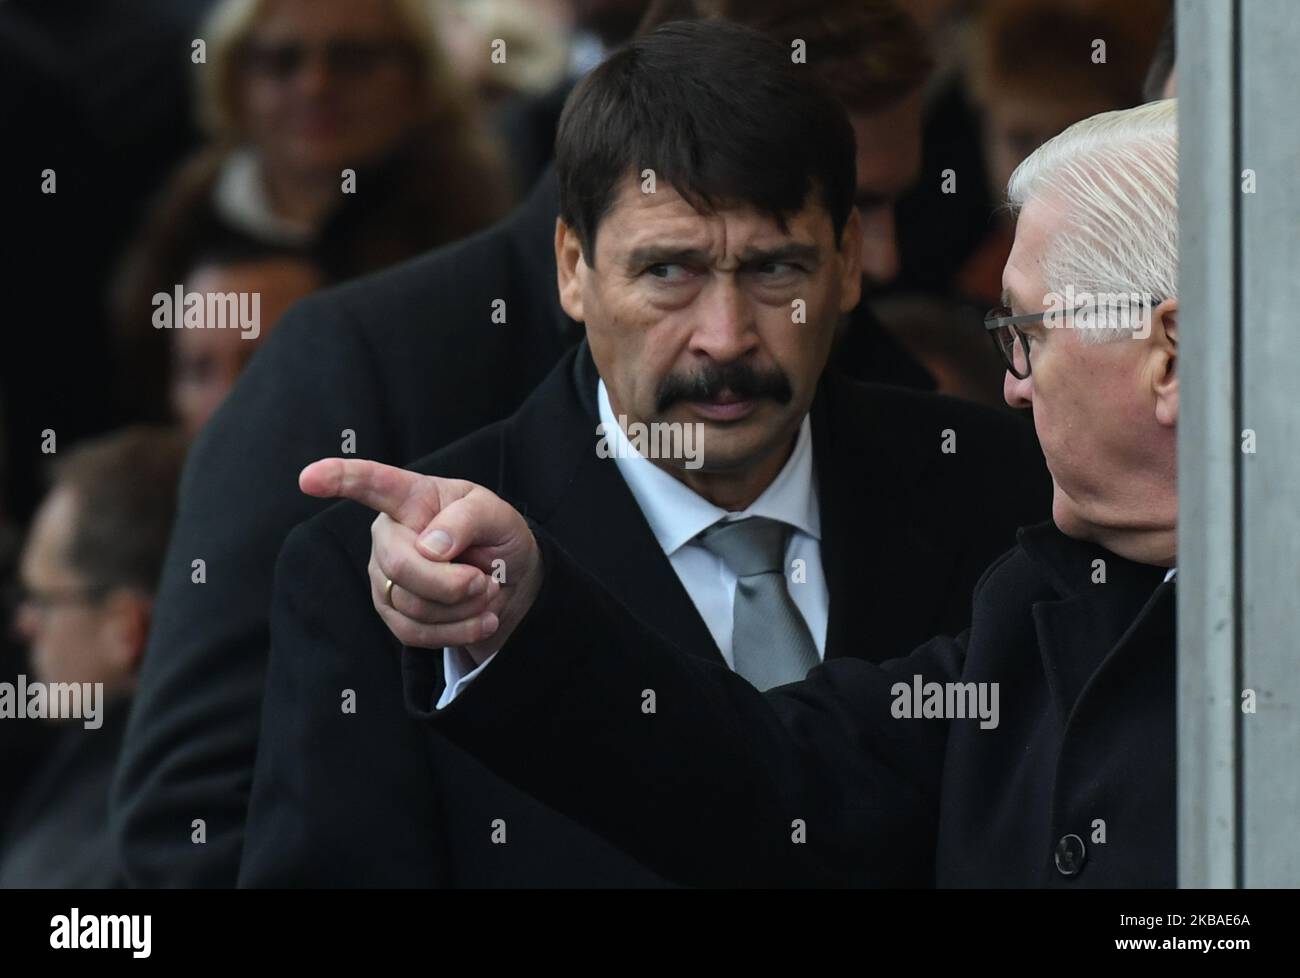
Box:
418 520 1176 887
112 159 938 886
239 343 1051 886
112 169 580 887
0 697 132 888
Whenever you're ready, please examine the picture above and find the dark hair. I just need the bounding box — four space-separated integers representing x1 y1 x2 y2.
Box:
555 20 857 264
49 426 188 593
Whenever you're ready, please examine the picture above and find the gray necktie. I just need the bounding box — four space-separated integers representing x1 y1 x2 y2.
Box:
697 516 820 690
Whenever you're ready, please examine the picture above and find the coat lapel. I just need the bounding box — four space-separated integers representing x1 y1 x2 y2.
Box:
498 345 724 666
1018 524 1170 720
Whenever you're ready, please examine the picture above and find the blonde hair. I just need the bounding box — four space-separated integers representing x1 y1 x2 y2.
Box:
1007 99 1178 342
197 0 467 142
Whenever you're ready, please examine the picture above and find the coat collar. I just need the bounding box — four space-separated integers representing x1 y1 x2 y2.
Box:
1016 521 1173 717
497 344 723 664
1016 520 1169 598
497 348 961 665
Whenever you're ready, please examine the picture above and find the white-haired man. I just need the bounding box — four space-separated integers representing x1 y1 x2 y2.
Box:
287 100 1181 887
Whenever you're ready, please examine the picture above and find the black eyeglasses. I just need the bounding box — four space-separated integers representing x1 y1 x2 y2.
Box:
238 39 418 82
983 306 1046 379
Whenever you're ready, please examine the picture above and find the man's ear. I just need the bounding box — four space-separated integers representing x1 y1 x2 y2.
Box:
837 207 864 314
98 590 152 680
1151 297 1178 427
555 218 587 323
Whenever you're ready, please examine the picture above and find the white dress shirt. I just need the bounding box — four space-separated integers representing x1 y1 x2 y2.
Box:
437 380 829 708
212 150 314 247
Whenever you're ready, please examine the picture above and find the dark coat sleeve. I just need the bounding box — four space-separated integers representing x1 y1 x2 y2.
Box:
236 516 450 886
240 515 678 888
426 530 970 887
109 296 393 887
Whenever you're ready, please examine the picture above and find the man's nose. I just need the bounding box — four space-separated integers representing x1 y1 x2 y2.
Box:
687 278 759 361
1003 369 1033 409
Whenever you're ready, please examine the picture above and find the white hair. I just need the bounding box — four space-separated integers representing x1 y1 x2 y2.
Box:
1006 98 1178 342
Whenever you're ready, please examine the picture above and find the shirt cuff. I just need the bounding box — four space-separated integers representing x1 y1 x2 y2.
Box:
435 647 498 710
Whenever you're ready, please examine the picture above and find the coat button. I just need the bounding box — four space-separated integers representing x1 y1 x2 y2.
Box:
1054 834 1086 877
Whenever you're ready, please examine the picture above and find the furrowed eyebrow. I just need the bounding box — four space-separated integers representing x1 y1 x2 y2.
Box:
736 243 821 265
625 247 711 270
624 242 821 271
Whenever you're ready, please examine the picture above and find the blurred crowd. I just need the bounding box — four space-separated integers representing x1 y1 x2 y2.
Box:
0 0 1173 886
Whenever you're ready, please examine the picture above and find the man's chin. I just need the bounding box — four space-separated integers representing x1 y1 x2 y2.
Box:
1051 493 1138 551
1051 489 1099 542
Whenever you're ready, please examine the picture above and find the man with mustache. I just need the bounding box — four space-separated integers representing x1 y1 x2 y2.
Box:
240 21 1050 885
116 0 940 889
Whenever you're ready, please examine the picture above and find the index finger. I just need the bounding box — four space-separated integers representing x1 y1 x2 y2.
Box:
299 458 429 520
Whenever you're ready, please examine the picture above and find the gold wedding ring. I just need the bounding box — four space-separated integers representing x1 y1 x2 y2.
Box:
383 577 396 608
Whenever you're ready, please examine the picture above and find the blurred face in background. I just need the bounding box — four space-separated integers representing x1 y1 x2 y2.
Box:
848 90 925 288
235 0 428 177
981 91 1117 211
12 489 136 690
171 257 321 436
971 0 1168 215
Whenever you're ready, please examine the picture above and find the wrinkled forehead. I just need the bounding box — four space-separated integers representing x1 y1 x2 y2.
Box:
594 178 832 265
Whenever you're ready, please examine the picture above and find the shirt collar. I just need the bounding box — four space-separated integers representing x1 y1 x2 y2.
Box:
597 379 819 557
212 149 315 246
